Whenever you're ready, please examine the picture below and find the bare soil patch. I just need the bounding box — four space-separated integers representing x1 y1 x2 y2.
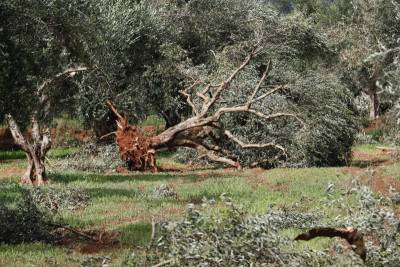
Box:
57 229 120 254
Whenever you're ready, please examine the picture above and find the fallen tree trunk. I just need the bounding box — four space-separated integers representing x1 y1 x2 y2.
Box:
108 48 303 171
295 227 366 261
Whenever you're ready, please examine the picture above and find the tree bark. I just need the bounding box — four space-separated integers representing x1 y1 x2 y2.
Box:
295 227 366 261
367 89 380 120
5 67 86 184
6 114 51 185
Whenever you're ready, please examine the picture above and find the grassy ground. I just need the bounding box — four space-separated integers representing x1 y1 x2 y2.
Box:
0 145 399 266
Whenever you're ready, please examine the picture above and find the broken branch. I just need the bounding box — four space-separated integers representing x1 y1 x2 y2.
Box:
295 227 366 261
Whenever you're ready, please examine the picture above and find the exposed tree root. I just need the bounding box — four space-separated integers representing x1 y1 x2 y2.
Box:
108 48 304 171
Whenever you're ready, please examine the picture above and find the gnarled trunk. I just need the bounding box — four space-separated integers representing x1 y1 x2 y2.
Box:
6 114 51 185
4 67 86 184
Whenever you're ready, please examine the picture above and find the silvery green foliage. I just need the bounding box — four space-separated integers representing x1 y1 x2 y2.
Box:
180 47 357 167
147 199 326 266
335 186 400 266
354 133 375 145
125 197 339 266
57 139 123 172
0 0 96 126
261 208 321 230
125 185 399 266
29 187 89 213
169 3 357 167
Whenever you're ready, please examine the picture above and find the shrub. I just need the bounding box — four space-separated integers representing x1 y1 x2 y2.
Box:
0 188 58 244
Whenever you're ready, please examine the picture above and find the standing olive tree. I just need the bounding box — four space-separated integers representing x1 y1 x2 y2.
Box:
292 0 400 120
0 0 95 184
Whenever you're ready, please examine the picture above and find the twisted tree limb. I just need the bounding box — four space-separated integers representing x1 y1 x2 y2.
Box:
109 48 304 170
295 227 367 262
5 66 87 184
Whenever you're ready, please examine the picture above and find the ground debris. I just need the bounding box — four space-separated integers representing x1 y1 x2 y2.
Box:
295 227 366 261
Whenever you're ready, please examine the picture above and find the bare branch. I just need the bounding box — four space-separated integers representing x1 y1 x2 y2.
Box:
224 130 285 152
196 84 211 101
200 48 261 115
246 60 271 107
251 85 285 103
106 100 125 122
247 110 305 126
152 259 174 267
37 66 88 97
100 131 117 140
180 81 201 116
5 114 30 152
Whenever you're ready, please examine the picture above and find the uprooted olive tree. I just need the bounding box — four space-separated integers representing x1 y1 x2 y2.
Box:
108 48 304 171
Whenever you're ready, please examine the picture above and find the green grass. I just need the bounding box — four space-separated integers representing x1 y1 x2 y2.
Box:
0 243 86 267
0 149 395 266
0 147 76 161
381 161 400 180
140 115 165 127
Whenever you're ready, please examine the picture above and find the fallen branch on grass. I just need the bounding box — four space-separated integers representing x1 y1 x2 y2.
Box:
295 227 366 261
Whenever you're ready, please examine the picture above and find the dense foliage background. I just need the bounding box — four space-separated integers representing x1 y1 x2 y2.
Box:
1 0 399 166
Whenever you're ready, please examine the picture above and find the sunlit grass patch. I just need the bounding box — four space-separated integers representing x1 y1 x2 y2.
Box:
0 243 84 267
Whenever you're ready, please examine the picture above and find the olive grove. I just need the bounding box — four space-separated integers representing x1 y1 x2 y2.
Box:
3 0 400 178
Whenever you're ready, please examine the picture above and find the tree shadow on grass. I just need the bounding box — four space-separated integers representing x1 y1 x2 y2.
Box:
351 159 388 168
49 171 227 184
117 222 152 246
86 187 142 199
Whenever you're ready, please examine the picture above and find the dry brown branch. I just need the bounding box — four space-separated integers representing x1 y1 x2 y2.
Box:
295 227 366 261
100 131 117 140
